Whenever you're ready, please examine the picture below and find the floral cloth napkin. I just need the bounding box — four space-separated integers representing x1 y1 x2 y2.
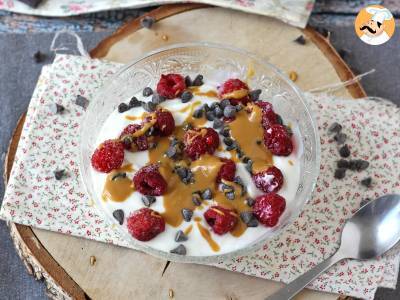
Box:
1 54 400 299
0 0 314 28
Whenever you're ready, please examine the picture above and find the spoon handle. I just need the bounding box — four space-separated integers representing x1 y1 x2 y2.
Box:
266 251 345 300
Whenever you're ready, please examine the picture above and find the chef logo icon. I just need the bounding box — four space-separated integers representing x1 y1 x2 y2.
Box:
355 5 395 45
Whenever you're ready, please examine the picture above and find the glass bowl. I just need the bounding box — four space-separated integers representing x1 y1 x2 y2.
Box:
79 42 320 263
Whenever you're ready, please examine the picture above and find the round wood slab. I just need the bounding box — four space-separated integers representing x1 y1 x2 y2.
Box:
5 4 366 300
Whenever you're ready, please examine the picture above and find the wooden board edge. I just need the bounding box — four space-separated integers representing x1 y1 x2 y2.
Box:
302 27 367 99
4 114 87 300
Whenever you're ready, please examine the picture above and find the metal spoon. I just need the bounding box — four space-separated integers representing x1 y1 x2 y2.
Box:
267 194 400 300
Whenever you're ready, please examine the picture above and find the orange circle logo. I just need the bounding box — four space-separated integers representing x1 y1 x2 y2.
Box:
354 5 395 45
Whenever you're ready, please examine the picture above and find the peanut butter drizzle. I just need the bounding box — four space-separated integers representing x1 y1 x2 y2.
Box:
184 225 193 235
229 103 273 173
189 87 218 98
196 222 220 252
221 89 249 99
125 113 145 121
102 164 135 202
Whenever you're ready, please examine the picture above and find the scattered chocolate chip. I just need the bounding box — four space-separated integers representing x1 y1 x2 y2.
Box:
182 122 193 131
339 144 351 158
129 97 141 108
54 169 65 180
236 148 244 159
245 159 253 174
334 132 347 144
214 106 223 118
329 122 342 134
48 103 65 114
337 159 349 169
294 35 306 45
206 111 215 121
122 136 134 148
143 87 153 97
142 195 156 207
112 209 124 225
192 193 202 206
221 183 234 193
166 147 177 158
224 105 237 118
242 156 250 164
246 197 255 207
192 108 203 119
223 137 234 146
213 119 223 129
142 101 156 112
118 103 130 113
220 99 231 109
240 211 258 227
202 103 210 112
235 104 243 112
170 244 186 255
361 177 372 187
140 16 155 29
75 95 90 109
201 188 212 200
181 91 193 103
334 168 346 179
256 140 262 145
249 89 262 101
349 159 369 171
220 127 230 137
192 74 204 86
151 93 165 105
176 166 194 184
225 191 235 200
181 209 193 222
185 75 192 87
226 143 237 151
175 230 188 242
33 50 46 63
210 102 219 110
112 172 126 181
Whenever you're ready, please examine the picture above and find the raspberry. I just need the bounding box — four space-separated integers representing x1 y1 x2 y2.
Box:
252 166 283 193
253 193 286 227
133 164 167 196
91 139 124 173
119 124 149 151
154 109 175 136
264 124 293 156
127 208 165 241
218 78 251 105
183 127 220 160
217 159 236 183
204 206 238 235
255 101 278 129
156 74 186 99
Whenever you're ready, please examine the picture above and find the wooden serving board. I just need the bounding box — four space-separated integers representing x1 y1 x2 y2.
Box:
5 4 366 300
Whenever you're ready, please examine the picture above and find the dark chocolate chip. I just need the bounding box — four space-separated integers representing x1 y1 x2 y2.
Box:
223 105 236 118
337 159 349 169
220 99 231 109
129 97 141 108
225 191 235 200
249 89 262 101
214 106 223 118
206 111 215 121
143 87 153 97
235 104 243 112
220 127 230 137
334 168 346 179
213 119 223 129
202 103 210 112
142 101 156 112
142 195 156 207
240 211 258 227
54 169 65 180
122 136 134 148
223 137 234 146
151 93 165 105
176 167 188 180
192 74 204 86
181 209 193 222
166 147 177 159
245 160 253 174
361 177 372 187
170 244 186 255
201 188 212 200
192 109 203 119
112 172 127 181
334 133 347 144
329 122 342 134
185 75 192 87
140 16 155 29
256 140 262 145
294 35 306 45
192 193 202 206
33 51 46 63
175 230 188 242
181 91 193 103
246 197 255 207
182 122 193 131
221 183 234 193
339 144 351 158
118 103 130 113
242 156 250 164
349 159 369 171
112 209 124 225
75 95 90 109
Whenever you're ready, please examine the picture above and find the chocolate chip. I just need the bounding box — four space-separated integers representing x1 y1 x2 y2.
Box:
151 93 165 105
349 159 369 171
221 183 234 193
245 160 253 174
182 122 193 131
33 50 46 63
240 211 258 227
214 106 223 118
224 105 236 118
242 156 250 164
54 169 65 180
226 144 237 151
175 230 188 242
234 176 246 196
192 75 204 86
193 109 203 119
276 114 283 125
181 209 193 222
75 95 89 109
334 132 347 144
220 127 230 137
293 35 306 45
223 137 234 146
201 189 212 200
210 102 219 110
185 75 192 87
143 87 153 97
181 91 193 103
206 111 215 121
249 89 262 101
213 119 223 129
339 144 351 158
334 168 346 179
361 177 372 187
337 159 349 169
112 209 124 225
235 104 243 112
129 97 141 108
48 103 65 114
225 191 235 200
142 101 156 112
202 103 210 112
176 166 188 179
220 99 231 109
192 193 202 206
142 195 156 207
329 122 342 134
140 16 155 29
256 140 262 145
118 103 130 113
170 244 186 255
112 172 126 181
245 197 255 207
122 136 134 148
236 148 244 159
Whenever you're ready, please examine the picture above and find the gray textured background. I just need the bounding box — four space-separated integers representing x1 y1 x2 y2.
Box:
0 6 399 300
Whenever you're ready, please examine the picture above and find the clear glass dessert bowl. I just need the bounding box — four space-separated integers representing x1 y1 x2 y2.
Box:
79 42 320 263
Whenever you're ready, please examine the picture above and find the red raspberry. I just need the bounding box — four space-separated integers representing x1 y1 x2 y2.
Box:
255 101 278 129
217 159 236 183
204 206 238 235
264 124 293 156
119 124 149 151
154 109 175 136
253 193 286 227
127 208 165 241
156 74 186 99
218 78 251 105
91 139 124 173
252 166 284 193
183 127 220 160
133 164 167 196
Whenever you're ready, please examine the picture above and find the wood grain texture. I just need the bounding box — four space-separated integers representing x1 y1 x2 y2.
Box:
5 4 367 300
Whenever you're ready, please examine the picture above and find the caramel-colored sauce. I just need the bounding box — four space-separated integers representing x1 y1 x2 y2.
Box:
189 86 218 98
184 225 193 235
221 89 249 100
229 104 273 173
197 222 220 252
125 114 145 121
102 164 135 202
246 63 255 81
